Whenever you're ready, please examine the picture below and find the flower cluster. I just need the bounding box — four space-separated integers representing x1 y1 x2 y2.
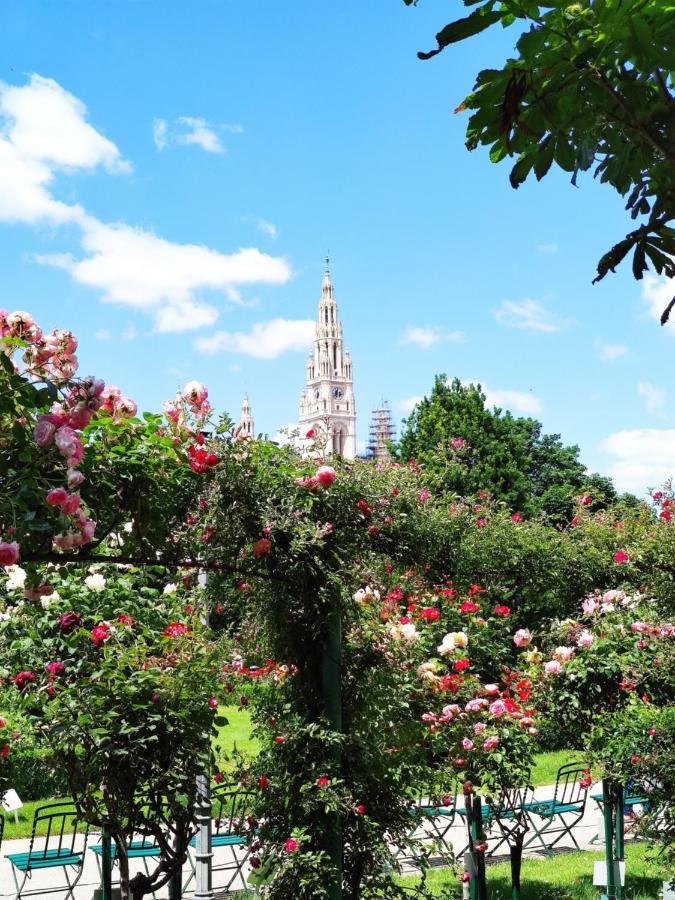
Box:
1 310 78 383
294 465 337 491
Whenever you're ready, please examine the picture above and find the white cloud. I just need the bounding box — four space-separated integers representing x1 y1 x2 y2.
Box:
1 74 130 173
397 395 423 416
153 116 242 154
641 273 675 333
482 386 542 416
152 118 167 150
0 74 291 334
195 318 315 359
600 429 675 495
0 74 129 226
121 322 137 341
596 340 629 361
36 218 292 333
256 218 278 239
402 326 466 349
494 298 564 333
638 381 667 418
536 242 558 254
94 328 111 341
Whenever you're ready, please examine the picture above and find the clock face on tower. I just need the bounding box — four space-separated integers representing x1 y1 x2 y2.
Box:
332 387 344 400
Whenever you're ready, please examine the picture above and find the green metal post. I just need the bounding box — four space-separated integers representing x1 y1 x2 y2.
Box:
101 822 113 900
614 785 624 900
602 779 617 900
473 798 487 900
322 609 342 900
510 839 523 900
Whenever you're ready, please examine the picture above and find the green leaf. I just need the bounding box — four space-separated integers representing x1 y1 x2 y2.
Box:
509 154 535 188
418 5 502 60
554 138 575 172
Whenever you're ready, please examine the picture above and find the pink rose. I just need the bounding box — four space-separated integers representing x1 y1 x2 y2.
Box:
46 488 69 508
489 700 507 717
61 494 81 515
473 722 487 734
419 489 431 503
483 684 500 696
34 418 57 447
582 595 599 615
67 469 85 489
483 736 500 751
576 630 594 648
544 660 562 675
315 465 336 488
613 550 629 564
513 628 532 648
0 542 20 566
462 737 474 751
182 380 208 408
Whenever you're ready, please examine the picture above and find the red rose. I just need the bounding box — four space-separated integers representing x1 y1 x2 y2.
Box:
284 838 298 853
493 605 511 618
59 612 82 635
252 538 272 557
13 670 36 691
316 776 329 789
214 772 224 784
90 623 111 647
163 622 190 638
355 804 366 815
258 774 269 790
453 658 470 672
460 601 479 615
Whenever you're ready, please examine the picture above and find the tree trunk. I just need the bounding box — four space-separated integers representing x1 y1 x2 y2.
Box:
117 841 130 900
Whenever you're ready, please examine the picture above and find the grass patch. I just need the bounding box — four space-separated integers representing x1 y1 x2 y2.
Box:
530 750 587 787
400 842 663 898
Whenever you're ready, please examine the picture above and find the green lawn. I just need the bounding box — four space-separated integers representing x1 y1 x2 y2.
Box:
400 843 664 898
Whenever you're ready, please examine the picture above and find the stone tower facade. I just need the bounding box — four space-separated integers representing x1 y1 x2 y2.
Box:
298 260 356 459
237 394 255 439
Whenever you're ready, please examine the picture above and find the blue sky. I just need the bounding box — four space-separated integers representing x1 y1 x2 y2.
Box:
1 0 673 496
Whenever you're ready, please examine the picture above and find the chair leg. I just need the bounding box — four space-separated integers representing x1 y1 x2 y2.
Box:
12 865 29 900
182 848 196 891
523 815 553 856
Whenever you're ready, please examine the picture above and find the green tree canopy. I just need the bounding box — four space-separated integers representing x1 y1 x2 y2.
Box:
405 0 675 324
398 376 625 519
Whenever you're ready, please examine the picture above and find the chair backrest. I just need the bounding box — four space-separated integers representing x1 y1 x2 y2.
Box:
491 785 535 817
554 764 589 807
28 802 87 859
212 785 254 837
128 831 158 850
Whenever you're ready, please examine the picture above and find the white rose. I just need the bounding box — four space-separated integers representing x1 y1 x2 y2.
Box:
4 565 27 591
84 573 106 592
163 583 178 595
438 631 468 655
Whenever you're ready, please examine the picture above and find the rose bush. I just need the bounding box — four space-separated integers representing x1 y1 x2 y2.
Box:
0 564 223 900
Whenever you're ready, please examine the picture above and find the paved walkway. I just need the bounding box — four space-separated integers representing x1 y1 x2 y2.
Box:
0 783 610 898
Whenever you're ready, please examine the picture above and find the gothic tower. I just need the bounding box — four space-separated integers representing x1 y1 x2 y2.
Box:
237 394 255 439
298 259 356 458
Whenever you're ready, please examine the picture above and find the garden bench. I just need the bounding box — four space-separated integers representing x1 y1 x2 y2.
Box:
522 763 589 855
5 801 89 900
184 784 253 894
90 833 162 898
589 787 650 845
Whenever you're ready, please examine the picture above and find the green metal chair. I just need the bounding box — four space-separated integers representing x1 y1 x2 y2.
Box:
523 763 590 855
6 801 89 900
184 784 254 894
404 789 457 864
456 786 535 859
90 831 161 898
